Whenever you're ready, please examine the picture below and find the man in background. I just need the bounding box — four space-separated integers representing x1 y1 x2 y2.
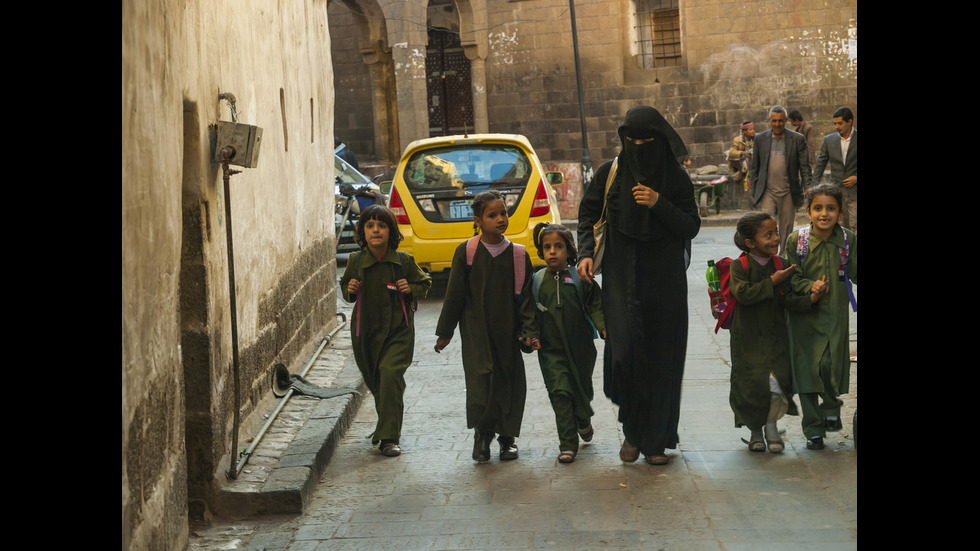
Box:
812 107 857 232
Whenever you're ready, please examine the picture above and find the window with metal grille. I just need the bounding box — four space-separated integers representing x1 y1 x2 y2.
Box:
634 0 681 69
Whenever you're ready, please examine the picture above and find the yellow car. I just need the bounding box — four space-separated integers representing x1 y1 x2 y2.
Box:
386 134 564 274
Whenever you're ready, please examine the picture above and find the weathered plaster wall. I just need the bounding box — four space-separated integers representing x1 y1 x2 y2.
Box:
122 1 335 549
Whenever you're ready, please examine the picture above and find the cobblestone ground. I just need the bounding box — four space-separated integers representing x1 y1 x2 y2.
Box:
190 225 857 550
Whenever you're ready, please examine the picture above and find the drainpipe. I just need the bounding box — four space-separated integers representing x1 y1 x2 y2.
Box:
220 147 244 480
569 0 593 191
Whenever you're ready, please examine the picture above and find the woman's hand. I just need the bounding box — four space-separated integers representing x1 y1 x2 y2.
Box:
577 258 594 283
434 337 451 353
632 182 659 207
395 278 411 294
347 279 361 295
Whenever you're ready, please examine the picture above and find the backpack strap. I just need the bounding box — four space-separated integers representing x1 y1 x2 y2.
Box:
512 243 526 297
797 227 810 263
532 269 546 310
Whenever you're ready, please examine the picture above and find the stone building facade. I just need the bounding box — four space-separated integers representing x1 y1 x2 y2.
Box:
122 1 337 549
329 0 857 215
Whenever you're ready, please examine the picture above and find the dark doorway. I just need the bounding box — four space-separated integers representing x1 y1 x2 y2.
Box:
426 28 474 137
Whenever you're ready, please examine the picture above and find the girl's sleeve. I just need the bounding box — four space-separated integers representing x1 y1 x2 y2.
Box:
730 258 774 305
784 231 814 296
518 252 538 339
435 245 466 339
339 252 358 303
403 253 432 300
774 255 814 313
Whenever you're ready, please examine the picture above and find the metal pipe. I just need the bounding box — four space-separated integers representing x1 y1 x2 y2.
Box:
569 0 593 191
232 316 347 477
221 149 244 479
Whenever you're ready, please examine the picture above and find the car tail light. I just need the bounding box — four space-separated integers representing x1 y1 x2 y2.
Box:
529 179 551 217
389 187 411 225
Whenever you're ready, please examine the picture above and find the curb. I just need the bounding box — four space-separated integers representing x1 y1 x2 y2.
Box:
212 355 367 517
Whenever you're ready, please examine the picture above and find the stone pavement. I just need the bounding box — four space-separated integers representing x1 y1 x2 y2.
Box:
190 222 857 550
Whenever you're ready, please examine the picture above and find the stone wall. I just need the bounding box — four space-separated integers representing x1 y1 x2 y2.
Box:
122 1 336 549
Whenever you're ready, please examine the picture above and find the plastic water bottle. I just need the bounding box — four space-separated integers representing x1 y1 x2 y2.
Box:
706 260 720 292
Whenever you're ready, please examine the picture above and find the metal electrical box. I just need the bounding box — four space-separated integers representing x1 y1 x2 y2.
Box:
213 120 263 168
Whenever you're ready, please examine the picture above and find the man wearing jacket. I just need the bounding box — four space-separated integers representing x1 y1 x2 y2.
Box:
750 106 812 255
812 106 857 232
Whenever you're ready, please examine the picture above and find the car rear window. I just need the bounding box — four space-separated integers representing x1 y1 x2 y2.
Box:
403 144 531 192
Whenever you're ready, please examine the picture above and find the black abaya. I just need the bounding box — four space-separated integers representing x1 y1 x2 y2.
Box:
578 106 700 456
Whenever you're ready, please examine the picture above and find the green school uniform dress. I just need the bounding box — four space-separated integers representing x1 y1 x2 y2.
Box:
785 224 857 438
533 268 606 451
340 247 431 443
436 239 537 438
729 255 811 431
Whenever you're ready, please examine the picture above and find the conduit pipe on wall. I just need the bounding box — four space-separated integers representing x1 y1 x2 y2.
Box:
220 146 244 480
231 315 348 478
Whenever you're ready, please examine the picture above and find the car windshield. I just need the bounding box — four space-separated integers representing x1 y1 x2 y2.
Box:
403 144 531 192
336 157 372 186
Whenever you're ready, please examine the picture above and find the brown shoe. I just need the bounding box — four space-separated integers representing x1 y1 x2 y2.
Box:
379 441 401 457
578 424 595 443
619 439 639 462
645 454 669 465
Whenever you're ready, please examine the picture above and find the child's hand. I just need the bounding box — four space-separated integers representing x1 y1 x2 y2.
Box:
434 337 451 353
347 279 361 295
601 329 607 339
770 264 796 286
809 275 829 303
530 337 541 351
395 278 411 294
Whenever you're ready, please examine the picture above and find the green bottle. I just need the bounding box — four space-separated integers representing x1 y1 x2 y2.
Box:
706 260 720 292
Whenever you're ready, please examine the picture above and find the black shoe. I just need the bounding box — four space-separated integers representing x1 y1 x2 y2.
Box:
498 436 519 460
825 417 843 432
806 436 825 450
473 430 492 461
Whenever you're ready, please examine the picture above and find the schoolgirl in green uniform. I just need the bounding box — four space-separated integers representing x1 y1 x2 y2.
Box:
786 184 857 450
435 191 538 462
531 223 606 463
340 205 431 457
728 212 819 453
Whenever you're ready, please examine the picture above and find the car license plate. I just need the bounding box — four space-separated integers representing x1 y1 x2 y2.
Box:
449 200 472 219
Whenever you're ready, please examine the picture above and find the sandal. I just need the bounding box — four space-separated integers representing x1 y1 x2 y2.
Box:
379 441 401 457
558 450 576 463
741 437 766 453
578 424 594 443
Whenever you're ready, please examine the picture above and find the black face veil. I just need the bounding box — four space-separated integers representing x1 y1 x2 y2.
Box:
618 106 688 185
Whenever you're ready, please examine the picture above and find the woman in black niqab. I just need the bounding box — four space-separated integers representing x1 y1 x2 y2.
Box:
576 106 701 464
